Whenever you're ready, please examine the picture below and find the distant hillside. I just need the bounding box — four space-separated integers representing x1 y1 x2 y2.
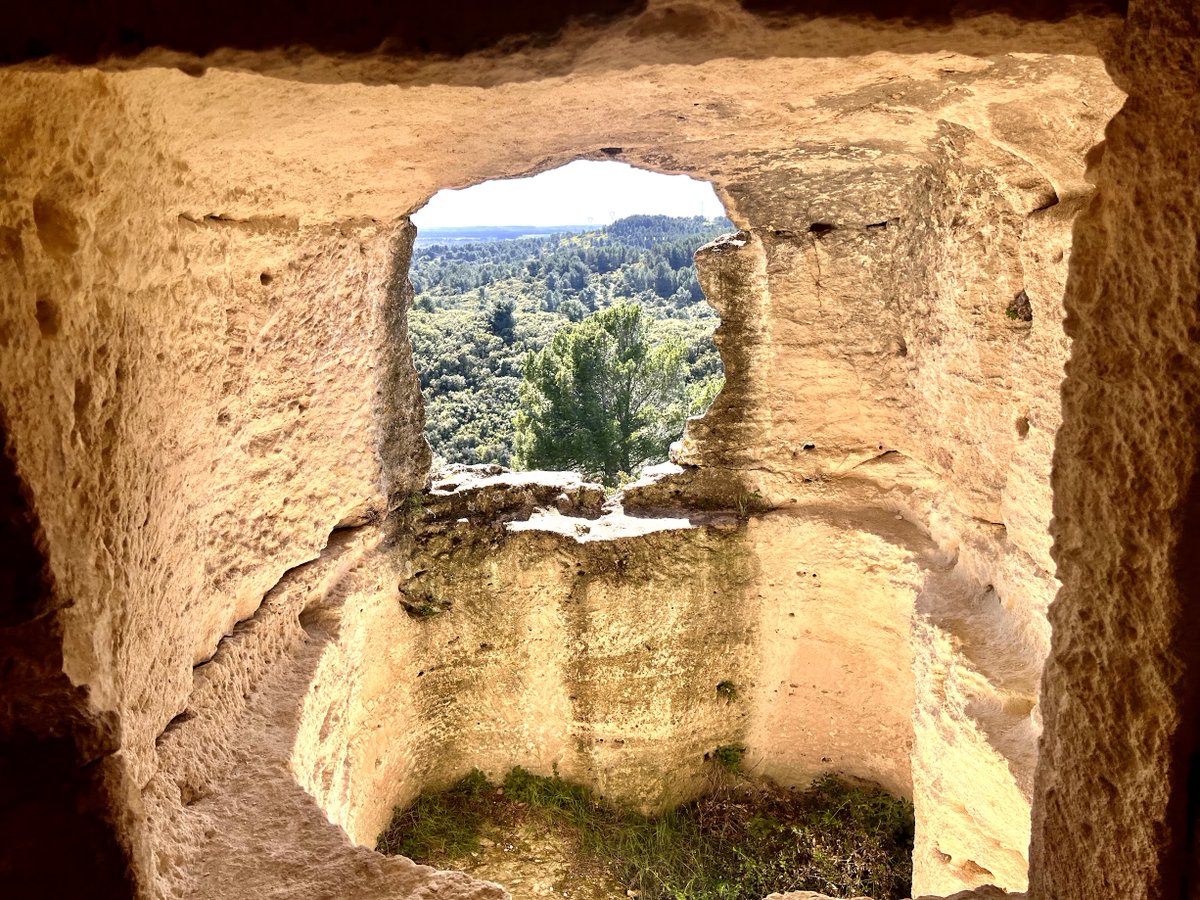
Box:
413 224 596 247
408 214 733 469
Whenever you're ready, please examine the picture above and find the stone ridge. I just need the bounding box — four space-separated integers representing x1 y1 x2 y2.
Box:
424 464 607 522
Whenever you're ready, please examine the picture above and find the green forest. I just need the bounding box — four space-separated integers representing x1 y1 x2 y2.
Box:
408 214 732 481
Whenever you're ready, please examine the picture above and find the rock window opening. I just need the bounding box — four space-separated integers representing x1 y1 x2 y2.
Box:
407 160 730 488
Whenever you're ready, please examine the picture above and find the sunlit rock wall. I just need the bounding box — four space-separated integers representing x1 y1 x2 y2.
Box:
0 72 430 896
0 70 425 779
285 470 933 851
674 80 1113 893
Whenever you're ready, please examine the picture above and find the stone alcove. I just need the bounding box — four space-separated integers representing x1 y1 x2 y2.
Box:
3 3 1199 900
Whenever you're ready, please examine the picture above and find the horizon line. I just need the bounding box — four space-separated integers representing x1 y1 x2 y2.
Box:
415 216 731 230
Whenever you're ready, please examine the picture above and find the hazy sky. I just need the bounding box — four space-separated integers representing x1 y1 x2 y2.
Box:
412 160 725 228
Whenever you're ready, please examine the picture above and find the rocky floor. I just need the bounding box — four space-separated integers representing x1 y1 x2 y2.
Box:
448 814 625 900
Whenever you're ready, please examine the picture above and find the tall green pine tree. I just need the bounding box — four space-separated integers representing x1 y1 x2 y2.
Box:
514 304 688 485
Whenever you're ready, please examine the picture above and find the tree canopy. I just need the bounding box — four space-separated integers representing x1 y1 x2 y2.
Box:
407 214 730 471
514 304 690 484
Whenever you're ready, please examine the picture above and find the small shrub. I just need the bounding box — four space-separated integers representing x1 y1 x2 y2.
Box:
734 489 768 518
1005 289 1033 322
401 490 428 517
398 587 452 619
503 764 592 815
712 744 746 770
716 680 738 702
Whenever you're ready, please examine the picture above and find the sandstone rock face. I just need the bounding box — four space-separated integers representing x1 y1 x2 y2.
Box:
304 468 928 844
5 2 1184 900
145 525 505 900
1031 5 1200 900
0 71 426 795
675 128 1093 892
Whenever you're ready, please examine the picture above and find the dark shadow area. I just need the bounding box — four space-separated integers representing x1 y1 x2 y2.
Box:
0 411 140 898
740 0 1125 22
3 0 645 64
1167 438 1200 900
3 0 1124 71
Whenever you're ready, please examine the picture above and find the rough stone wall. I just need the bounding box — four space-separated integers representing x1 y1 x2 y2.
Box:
137 460 944 898
673 116 1103 892
146 525 505 900
290 471 935 851
0 72 428 894
742 495 931 800
1032 2 1200 899
0 409 142 897
885 132 1084 896
337 485 759 840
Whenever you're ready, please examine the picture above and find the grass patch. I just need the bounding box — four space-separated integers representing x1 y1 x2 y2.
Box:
377 768 914 900
376 768 490 859
710 744 745 771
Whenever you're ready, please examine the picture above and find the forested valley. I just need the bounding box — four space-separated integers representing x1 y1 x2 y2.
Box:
408 215 732 482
